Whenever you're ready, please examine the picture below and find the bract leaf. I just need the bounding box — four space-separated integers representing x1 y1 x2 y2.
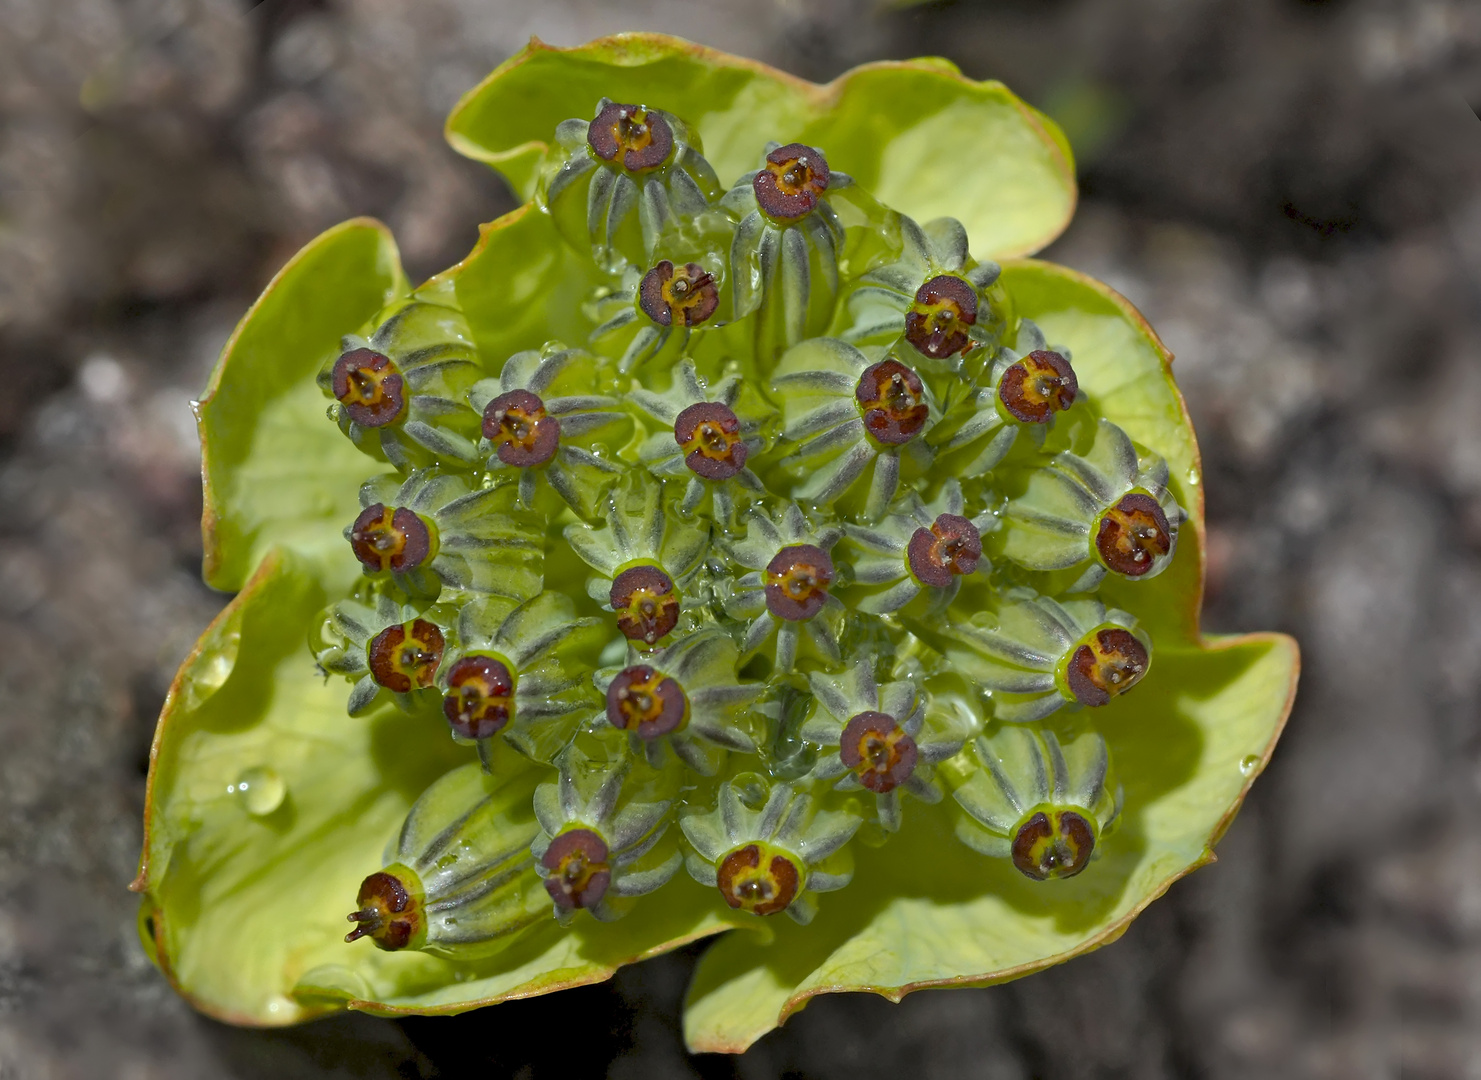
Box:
679 259 1300 1052
445 33 1075 259
198 219 408 591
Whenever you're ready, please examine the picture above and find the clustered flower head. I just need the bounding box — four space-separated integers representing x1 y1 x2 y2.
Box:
311 92 1192 952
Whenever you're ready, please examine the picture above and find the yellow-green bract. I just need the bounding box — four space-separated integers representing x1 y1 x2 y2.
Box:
133 33 1298 1053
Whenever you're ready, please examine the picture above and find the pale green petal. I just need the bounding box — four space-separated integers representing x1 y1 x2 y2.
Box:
445 34 1074 258
198 219 407 591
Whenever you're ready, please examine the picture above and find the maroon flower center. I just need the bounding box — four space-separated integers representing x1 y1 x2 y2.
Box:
639 260 719 328
349 503 436 574
609 565 680 645
752 143 830 221
855 359 929 445
1012 809 1096 880
541 828 613 911
367 619 444 693
606 664 688 740
764 544 834 621
999 350 1078 423
586 102 673 172
345 869 421 950
331 348 406 428
1095 493 1172 576
904 275 979 360
906 513 982 588
442 654 515 739
1065 627 1149 707
673 401 748 480
483 388 561 468
716 843 801 916
839 711 918 793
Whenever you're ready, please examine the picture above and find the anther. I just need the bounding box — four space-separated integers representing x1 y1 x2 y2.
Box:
839 711 918 793
753 143 831 221
606 664 688 740
639 260 720 328
587 102 674 171
998 350 1078 424
1094 493 1172 576
331 348 406 428
442 654 515 739
904 276 979 360
716 843 802 916
673 401 747 480
608 565 680 644
854 359 929 445
764 544 834 621
906 513 982 587
1066 627 1149 707
483 388 560 468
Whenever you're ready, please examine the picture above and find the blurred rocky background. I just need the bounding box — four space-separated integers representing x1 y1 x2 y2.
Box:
1 0 1478 1076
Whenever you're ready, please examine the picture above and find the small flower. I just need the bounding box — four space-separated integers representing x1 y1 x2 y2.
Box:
629 360 774 521
842 214 1009 384
679 776 859 924
800 661 963 832
770 337 941 520
594 629 762 775
952 724 1122 880
842 479 990 614
315 591 451 716
441 592 604 765
723 142 853 363
587 255 732 375
320 300 485 470
924 320 1080 479
999 416 1182 591
563 475 710 647
910 589 1150 722
470 347 630 518
346 761 546 956
542 99 723 270
532 739 682 924
347 468 544 602
720 502 845 673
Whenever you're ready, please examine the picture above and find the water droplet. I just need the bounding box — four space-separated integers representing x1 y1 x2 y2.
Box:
229 766 286 816
181 629 241 710
1187 468 1201 486
1239 754 1260 776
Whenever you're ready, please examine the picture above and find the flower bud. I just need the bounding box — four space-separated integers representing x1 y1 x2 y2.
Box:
904 275 978 360
587 102 675 172
345 865 423 950
608 565 680 645
672 401 749 481
348 504 437 573
639 261 719 328
838 711 918 794
442 654 515 739
906 513 982 588
1095 493 1172 577
753 143 830 221
764 543 835 621
331 348 406 428
716 842 803 916
483 388 561 468
367 619 445 692
1065 627 1149 707
855 359 929 445
1011 808 1096 880
606 664 689 740
997 349 1078 424
539 828 613 911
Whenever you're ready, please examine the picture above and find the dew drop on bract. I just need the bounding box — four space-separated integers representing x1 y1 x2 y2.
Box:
181 630 240 711
1239 754 1260 775
230 766 286 816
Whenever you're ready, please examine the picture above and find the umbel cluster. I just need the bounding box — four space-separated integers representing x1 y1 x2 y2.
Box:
314 99 1182 955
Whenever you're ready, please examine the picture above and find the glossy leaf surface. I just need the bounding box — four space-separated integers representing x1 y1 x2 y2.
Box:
446 34 1075 259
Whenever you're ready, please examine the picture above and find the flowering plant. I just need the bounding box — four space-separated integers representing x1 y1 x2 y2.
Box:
132 34 1298 1052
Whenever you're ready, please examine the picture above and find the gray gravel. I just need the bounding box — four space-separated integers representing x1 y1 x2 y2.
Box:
1 0 1478 1076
